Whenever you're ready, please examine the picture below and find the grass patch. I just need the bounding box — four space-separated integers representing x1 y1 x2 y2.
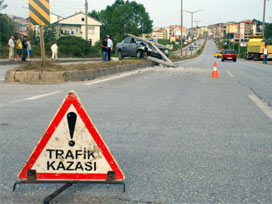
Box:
14 59 147 72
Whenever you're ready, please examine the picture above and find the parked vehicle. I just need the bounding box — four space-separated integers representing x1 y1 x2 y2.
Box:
221 50 237 62
246 36 272 61
214 51 223 58
115 37 169 60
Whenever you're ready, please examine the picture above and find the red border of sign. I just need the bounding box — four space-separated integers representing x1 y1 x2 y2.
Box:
18 92 125 181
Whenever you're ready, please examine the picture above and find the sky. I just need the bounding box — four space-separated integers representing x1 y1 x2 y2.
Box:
2 0 272 28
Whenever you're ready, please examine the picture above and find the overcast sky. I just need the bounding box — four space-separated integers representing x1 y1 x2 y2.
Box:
2 0 272 28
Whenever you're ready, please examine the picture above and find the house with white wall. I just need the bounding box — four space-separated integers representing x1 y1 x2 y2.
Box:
52 12 102 45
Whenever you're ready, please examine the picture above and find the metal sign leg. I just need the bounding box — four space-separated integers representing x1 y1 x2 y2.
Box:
43 183 73 204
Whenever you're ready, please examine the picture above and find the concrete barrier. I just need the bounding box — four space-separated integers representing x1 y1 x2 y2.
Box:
5 62 152 83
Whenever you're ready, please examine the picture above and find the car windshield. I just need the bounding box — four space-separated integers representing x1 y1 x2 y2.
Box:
224 50 236 54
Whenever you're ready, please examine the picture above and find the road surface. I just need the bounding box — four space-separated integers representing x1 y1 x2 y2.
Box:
0 40 272 203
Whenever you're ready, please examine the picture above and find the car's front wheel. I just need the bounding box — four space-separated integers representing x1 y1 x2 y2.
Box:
221 58 224 62
118 50 123 60
136 50 143 59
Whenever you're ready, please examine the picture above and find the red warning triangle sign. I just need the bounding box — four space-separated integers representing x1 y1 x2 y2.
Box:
19 91 125 181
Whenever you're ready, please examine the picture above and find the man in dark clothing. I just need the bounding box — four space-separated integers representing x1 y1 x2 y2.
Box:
21 36 28 61
101 36 108 62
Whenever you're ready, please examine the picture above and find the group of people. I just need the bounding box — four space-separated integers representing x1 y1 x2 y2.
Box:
8 36 31 61
101 35 113 62
8 35 59 61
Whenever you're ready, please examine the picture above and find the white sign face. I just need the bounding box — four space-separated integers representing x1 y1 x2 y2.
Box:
240 42 247 47
32 105 111 174
19 91 125 181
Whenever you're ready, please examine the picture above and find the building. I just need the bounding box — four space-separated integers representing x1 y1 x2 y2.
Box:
151 27 167 39
168 25 186 40
52 12 102 45
226 22 239 39
239 20 253 41
8 15 29 37
50 13 63 24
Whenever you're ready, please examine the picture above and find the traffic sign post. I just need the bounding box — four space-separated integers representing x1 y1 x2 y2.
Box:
28 0 50 61
13 91 125 203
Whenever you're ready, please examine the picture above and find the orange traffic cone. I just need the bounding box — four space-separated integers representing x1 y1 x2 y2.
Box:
211 61 219 78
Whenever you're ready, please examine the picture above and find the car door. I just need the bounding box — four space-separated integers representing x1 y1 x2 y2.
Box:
122 37 131 56
128 38 138 56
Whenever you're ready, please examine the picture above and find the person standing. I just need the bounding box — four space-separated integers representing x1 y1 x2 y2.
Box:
101 36 108 62
51 42 58 60
27 39 32 61
107 35 113 61
21 36 28 61
16 37 22 61
8 36 15 61
263 45 268 64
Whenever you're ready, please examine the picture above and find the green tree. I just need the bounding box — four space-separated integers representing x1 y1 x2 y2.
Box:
44 25 57 43
264 23 272 39
0 14 16 43
89 0 153 43
0 0 7 11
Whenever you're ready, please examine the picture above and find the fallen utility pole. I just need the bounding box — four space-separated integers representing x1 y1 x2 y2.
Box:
127 34 176 67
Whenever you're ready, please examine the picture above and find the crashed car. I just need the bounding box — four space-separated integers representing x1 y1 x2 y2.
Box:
115 37 169 60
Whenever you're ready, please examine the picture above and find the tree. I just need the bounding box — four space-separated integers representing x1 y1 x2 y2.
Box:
0 0 7 11
0 14 16 43
264 23 272 39
89 0 153 43
44 25 57 43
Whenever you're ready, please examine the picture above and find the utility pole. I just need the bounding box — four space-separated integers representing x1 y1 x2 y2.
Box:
262 0 266 37
85 0 88 41
180 0 183 57
39 25 45 61
184 10 202 56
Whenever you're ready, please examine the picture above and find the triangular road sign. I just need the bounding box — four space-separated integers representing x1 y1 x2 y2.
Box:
19 91 125 181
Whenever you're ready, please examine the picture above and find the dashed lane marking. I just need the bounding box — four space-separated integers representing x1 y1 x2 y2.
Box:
249 95 272 121
0 91 63 107
84 68 152 86
25 91 62 100
225 70 234 78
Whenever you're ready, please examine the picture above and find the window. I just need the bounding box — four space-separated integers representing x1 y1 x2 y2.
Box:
88 26 95 34
81 18 84 22
124 37 131 43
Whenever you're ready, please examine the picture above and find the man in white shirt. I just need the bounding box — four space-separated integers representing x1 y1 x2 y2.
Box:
107 35 113 61
8 36 15 60
51 42 58 60
263 45 268 64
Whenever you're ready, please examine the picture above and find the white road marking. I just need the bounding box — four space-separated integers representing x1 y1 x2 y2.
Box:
25 91 62 100
249 95 272 121
225 70 234 78
84 67 152 86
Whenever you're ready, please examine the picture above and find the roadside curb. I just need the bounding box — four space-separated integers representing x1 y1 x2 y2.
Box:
0 58 101 66
5 62 152 83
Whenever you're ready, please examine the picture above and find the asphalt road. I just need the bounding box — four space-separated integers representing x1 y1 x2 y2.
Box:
0 40 272 204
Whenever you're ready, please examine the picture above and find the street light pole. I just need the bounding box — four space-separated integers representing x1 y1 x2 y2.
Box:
262 0 266 37
85 0 88 41
180 0 183 57
183 10 202 56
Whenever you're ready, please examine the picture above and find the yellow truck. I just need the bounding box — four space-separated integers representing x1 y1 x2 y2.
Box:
246 36 272 60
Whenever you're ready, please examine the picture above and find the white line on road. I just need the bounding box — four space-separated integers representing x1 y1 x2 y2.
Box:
249 95 272 121
225 70 234 78
25 91 62 100
84 68 152 86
